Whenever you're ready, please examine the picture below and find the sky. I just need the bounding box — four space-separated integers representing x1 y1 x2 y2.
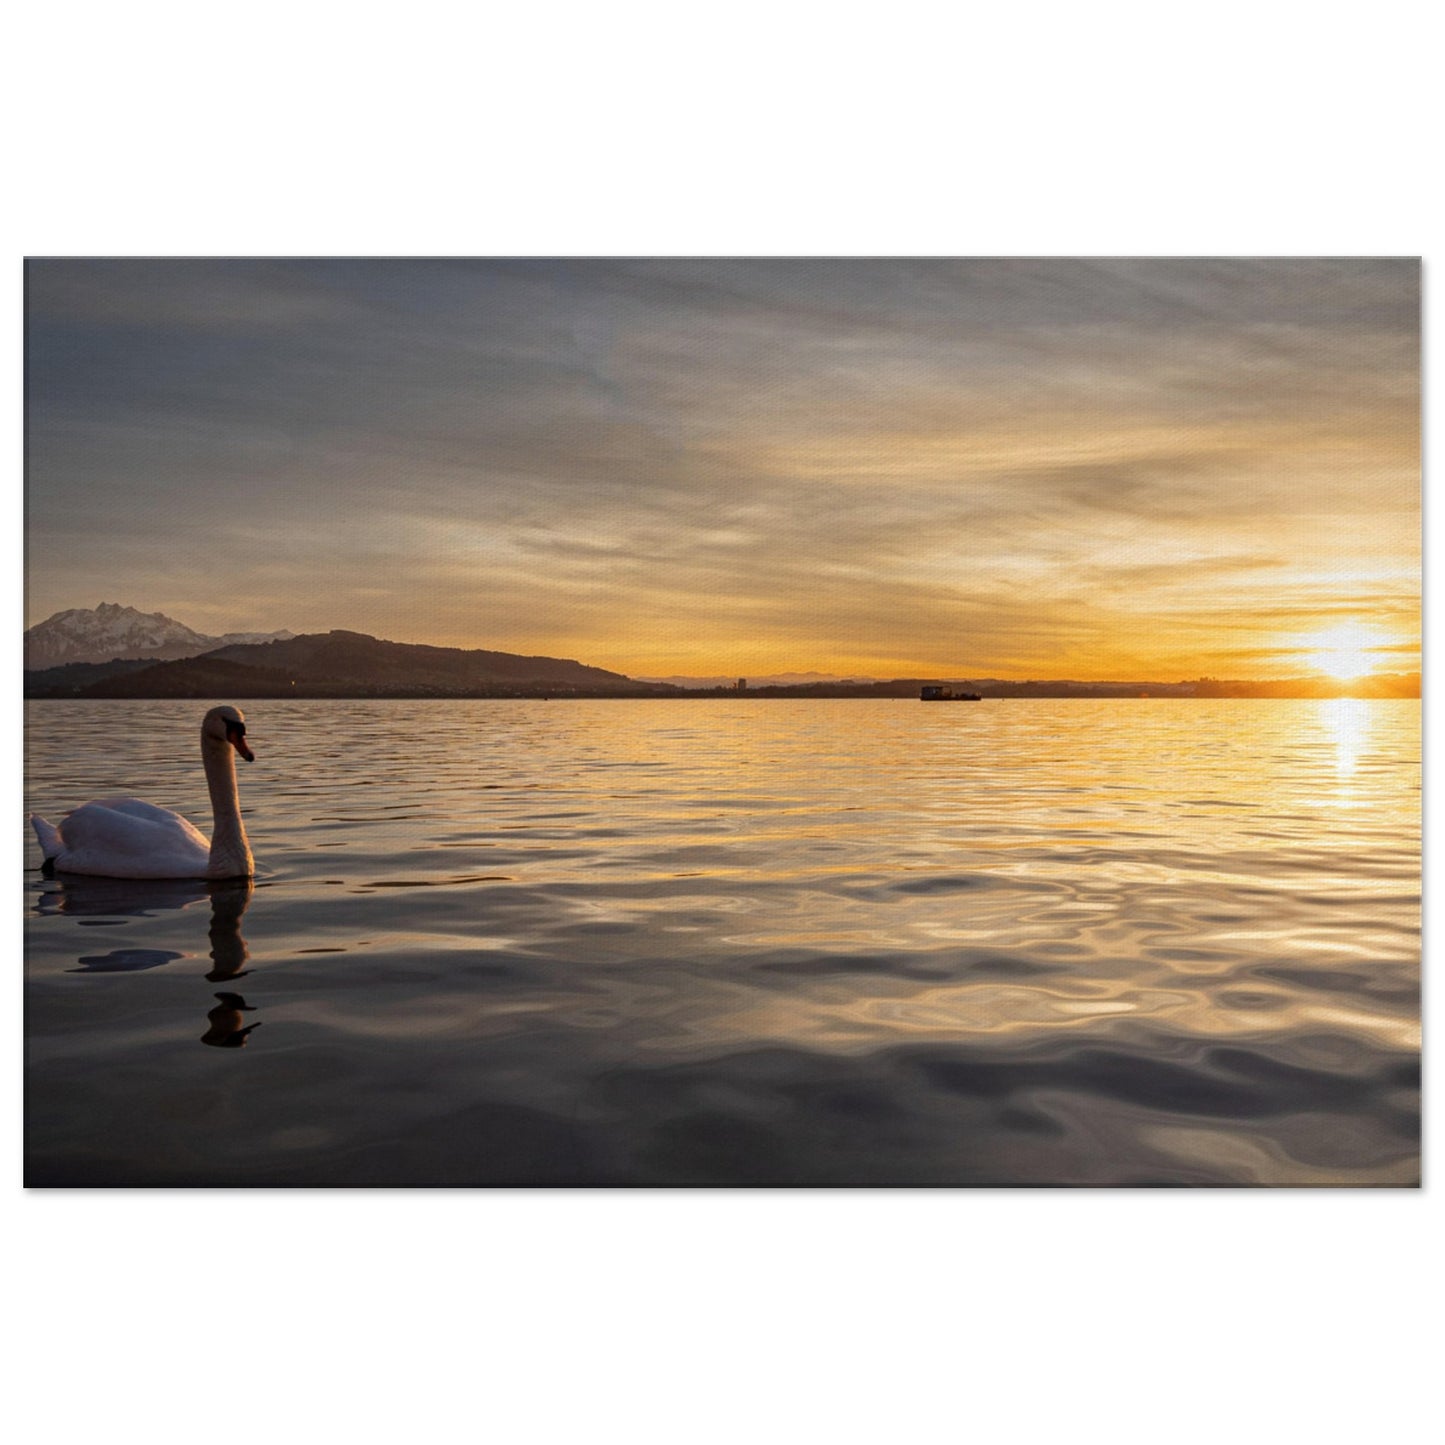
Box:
24 258 1419 681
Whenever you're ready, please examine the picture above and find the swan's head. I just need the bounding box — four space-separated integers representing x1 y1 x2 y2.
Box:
203 705 255 763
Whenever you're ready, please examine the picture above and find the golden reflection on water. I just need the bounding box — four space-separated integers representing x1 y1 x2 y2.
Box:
1321 696 1372 786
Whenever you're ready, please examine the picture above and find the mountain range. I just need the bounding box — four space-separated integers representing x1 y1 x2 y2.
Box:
24 602 295 670
24 609 650 698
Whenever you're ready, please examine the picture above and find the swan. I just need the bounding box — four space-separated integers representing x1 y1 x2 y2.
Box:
30 705 257 879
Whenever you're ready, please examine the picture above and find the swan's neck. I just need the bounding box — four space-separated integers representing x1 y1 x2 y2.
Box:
203 741 253 878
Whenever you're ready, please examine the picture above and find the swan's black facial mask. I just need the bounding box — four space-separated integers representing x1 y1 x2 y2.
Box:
226 723 255 763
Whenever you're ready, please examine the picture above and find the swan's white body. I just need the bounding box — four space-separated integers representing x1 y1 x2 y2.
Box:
30 706 256 880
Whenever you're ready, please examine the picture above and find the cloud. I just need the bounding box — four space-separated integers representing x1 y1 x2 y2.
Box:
24 258 1419 678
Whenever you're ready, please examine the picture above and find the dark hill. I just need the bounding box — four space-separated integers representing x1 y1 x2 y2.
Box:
27 630 662 699
19 657 158 694
70 656 297 698
209 630 634 687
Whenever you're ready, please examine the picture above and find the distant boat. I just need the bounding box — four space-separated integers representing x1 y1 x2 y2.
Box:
920 684 982 701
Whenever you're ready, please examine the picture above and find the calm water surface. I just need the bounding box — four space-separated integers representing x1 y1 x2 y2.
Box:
24 698 1420 1185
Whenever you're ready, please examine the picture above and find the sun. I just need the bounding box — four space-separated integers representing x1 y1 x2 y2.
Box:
1300 621 1387 681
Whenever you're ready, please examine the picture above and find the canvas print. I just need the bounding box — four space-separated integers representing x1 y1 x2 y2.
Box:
23 258 1420 1186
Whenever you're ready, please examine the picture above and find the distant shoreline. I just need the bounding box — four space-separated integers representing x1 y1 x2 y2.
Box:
23 686 1420 702
24 622 1420 702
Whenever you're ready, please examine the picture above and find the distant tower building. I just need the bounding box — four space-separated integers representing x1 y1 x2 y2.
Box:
737 678 747 691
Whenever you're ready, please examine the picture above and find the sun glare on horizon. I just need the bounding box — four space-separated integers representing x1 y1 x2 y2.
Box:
1298 621 1393 681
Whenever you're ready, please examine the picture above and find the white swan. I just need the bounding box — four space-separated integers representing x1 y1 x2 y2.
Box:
30 705 257 879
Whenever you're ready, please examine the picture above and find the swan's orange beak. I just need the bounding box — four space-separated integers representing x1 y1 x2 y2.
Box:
227 726 254 762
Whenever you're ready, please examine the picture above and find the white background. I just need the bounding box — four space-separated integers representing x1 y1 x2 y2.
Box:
4 3 1438 1441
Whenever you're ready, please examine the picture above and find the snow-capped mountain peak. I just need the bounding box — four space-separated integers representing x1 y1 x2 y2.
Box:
24 602 295 670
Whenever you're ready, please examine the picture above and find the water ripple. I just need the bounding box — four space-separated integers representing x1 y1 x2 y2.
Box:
23 698 1419 1186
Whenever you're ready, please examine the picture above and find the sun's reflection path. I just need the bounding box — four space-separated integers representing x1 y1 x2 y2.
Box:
1320 697 1372 785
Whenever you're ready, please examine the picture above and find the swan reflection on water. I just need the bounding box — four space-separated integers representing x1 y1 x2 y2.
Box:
201 991 261 1048
202 881 252 981
37 878 260 1046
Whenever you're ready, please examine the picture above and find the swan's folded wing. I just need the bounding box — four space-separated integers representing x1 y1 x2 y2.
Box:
88 796 200 828
55 799 212 878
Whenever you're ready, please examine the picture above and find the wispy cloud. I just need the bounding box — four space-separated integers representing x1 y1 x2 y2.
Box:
25 258 1419 678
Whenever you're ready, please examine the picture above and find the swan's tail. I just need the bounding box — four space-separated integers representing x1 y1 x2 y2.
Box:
29 814 62 862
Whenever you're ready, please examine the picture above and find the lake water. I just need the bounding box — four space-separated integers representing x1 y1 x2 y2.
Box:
23 698 1420 1186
